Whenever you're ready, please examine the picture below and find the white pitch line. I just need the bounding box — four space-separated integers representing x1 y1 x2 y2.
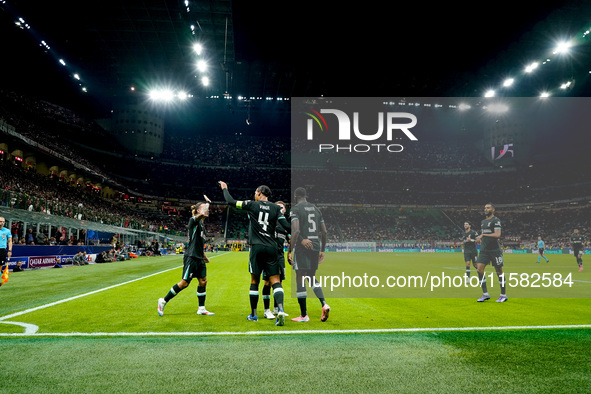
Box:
1 324 591 337
0 321 39 334
0 253 230 326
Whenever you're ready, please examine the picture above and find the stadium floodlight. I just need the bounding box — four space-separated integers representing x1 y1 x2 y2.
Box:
540 92 550 98
502 78 514 87
201 76 210 86
148 89 178 102
524 62 538 73
149 89 166 101
560 81 572 89
196 60 207 72
484 89 495 97
553 41 571 54
177 91 188 100
59 59 66 66
193 43 203 55
162 89 174 101
73 73 80 80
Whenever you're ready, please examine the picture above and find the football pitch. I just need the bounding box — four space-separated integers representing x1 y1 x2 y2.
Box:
1 252 590 392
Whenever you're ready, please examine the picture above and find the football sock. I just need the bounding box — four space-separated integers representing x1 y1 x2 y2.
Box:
478 272 488 294
164 284 182 302
296 284 307 316
466 269 470 278
249 284 259 316
312 280 326 306
197 286 206 307
272 283 284 311
262 284 271 310
497 273 506 295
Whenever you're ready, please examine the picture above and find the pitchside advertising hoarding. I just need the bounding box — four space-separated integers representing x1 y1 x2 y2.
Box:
9 254 97 269
290 97 591 299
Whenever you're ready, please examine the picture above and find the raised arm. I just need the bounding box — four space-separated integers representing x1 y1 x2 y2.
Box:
218 181 239 206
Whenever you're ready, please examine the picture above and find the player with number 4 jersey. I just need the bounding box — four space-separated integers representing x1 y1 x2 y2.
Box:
219 181 288 326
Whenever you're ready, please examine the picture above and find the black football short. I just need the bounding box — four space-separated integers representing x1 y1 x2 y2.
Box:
477 250 503 267
249 244 281 277
293 248 320 271
182 255 207 282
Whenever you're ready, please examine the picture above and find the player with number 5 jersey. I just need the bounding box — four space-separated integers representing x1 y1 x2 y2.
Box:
288 187 330 322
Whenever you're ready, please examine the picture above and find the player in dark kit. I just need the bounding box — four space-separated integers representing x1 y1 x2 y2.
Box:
261 201 290 320
158 201 215 316
570 229 586 272
462 221 478 278
219 181 288 326
288 187 330 322
475 203 507 303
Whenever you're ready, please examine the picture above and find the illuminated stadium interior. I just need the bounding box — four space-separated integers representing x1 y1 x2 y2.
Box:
1 0 591 247
1 2 591 391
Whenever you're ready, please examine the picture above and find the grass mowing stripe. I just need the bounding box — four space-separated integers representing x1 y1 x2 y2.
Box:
0 253 229 326
1 330 589 393
0 264 181 323
3 253 589 336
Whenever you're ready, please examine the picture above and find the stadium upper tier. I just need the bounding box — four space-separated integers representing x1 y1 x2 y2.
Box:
1 90 590 206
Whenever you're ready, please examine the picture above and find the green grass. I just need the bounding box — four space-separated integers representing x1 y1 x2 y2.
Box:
0 252 589 392
1 252 588 334
2 331 590 393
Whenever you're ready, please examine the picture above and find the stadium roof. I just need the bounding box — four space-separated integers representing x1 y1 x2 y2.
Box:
1 0 590 118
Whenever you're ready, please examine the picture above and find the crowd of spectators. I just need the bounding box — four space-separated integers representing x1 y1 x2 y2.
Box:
292 160 591 206
103 158 290 202
0 89 123 184
161 134 290 167
311 204 591 249
1 89 590 250
293 138 493 171
0 160 158 229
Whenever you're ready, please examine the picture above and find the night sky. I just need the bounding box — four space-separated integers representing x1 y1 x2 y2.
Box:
1 0 588 138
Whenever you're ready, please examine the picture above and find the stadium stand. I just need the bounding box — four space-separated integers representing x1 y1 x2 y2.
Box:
1 89 590 251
